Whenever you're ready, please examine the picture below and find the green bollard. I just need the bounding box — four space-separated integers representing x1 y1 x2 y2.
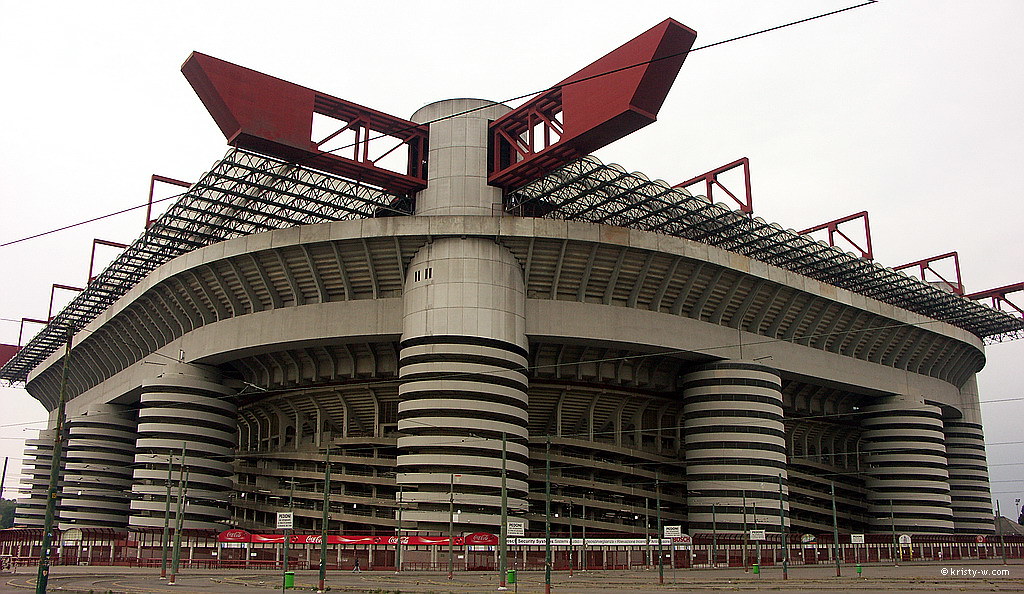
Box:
284 571 295 589
856 563 862 576
752 564 759 575
507 569 517 584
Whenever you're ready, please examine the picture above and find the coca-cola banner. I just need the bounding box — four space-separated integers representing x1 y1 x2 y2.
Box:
218 532 499 546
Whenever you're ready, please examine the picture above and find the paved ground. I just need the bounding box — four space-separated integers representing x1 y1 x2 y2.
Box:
1 560 1022 593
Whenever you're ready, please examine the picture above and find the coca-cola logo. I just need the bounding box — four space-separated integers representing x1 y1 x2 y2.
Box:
219 529 252 542
303 536 323 544
464 532 498 545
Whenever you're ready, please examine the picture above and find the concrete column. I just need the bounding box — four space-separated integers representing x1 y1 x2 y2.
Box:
410 99 510 216
861 395 954 533
682 361 788 532
14 429 58 527
129 363 237 531
58 406 137 530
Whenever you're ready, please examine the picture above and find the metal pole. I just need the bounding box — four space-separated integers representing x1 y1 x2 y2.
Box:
644 496 650 569
161 445 184 579
754 502 760 570
448 473 455 580
35 328 72 594
318 450 331 592
830 481 841 576
282 479 294 593
581 497 587 572
1 456 8 500
890 499 898 567
169 464 189 586
545 436 551 594
499 432 508 589
997 499 1007 565
656 475 663 585
395 484 403 575
779 473 788 580
711 503 717 569
568 499 573 577
742 490 748 573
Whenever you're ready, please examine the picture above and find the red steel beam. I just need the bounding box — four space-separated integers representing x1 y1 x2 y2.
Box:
798 211 874 260
18 318 48 346
965 282 1024 317
674 157 753 214
182 52 428 195
894 251 964 295
489 18 697 188
48 284 84 322
0 343 18 368
146 175 191 229
88 238 130 285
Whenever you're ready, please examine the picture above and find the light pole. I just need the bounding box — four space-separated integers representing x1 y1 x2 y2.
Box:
711 502 717 569
169 464 189 586
448 472 455 580
161 445 185 579
281 479 295 593
318 450 331 593
997 500 1007 565
742 490 748 573
830 481 840 577
778 473 788 580
581 495 587 572
499 432 508 590
395 484 403 575
890 499 898 567
545 436 551 594
656 475 663 585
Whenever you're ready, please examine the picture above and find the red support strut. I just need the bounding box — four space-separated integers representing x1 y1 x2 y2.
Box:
88 239 130 285
146 175 191 229
48 284 84 322
894 252 964 295
798 211 874 260
674 157 753 214
965 282 1024 317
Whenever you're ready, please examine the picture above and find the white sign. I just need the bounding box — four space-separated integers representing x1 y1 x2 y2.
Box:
507 520 526 537
851 534 865 544
749 529 766 541
276 512 294 530
898 534 912 545
663 525 682 538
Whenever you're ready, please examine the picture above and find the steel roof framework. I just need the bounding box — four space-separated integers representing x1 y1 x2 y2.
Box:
505 157 1024 344
0 149 403 384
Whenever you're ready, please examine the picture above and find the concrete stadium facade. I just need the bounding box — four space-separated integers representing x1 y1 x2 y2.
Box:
13 98 1002 541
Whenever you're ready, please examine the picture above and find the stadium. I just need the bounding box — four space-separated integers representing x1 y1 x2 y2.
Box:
1 17 1022 568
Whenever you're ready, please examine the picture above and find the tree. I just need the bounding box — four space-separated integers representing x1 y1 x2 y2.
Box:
0 499 15 529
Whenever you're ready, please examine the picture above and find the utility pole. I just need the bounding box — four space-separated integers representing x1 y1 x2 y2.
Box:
830 481 841 576
168 464 189 586
448 473 455 580
656 475 663 585
581 496 587 572
711 503 717 569
395 484 403 575
997 499 1007 565
281 479 294 593
35 328 72 594
545 436 551 594
742 490 748 573
890 499 898 567
161 445 185 579
779 473 788 580
1 456 8 499
754 502 760 569
567 499 573 577
499 432 508 590
318 449 331 593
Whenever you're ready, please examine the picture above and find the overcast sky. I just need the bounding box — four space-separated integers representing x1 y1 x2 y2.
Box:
1 1 1021 521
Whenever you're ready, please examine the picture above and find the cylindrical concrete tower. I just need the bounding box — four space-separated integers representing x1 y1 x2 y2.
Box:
58 407 137 529
682 361 789 531
129 363 237 530
862 396 954 533
14 429 59 528
396 99 529 531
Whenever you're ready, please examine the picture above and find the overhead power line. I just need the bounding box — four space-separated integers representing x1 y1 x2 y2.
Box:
0 1 879 250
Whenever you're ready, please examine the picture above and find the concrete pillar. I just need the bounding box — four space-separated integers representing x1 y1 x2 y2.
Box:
682 361 788 532
861 395 954 533
58 405 137 530
129 363 237 531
